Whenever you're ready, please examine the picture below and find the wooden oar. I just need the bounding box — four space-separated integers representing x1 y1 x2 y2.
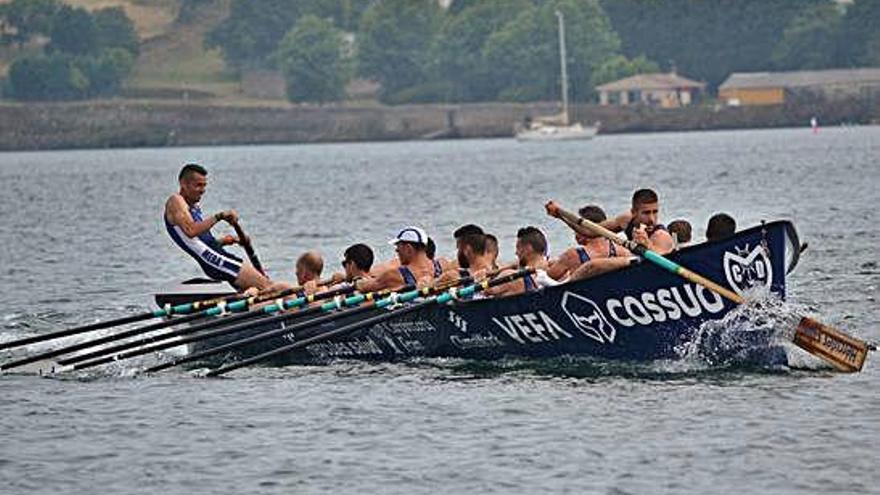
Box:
545 200 871 372
50 282 354 370
231 220 265 275
205 268 534 377
0 291 249 353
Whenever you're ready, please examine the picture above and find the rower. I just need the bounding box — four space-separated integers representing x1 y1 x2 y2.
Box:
451 224 485 272
357 226 435 292
602 188 674 254
243 250 329 298
438 231 493 284
487 226 555 297
547 204 630 281
485 233 500 270
343 243 374 281
164 163 270 291
668 219 693 249
426 237 453 278
706 213 736 242
330 243 374 285
421 224 486 279
369 257 399 278
296 251 326 294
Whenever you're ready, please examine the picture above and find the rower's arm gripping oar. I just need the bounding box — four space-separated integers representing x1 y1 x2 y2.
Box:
556 205 744 303
546 200 871 372
231 221 265 275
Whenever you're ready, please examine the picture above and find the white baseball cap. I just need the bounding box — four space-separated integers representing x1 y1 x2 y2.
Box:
389 226 429 246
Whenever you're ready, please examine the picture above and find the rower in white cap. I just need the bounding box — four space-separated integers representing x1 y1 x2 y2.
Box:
356 226 436 293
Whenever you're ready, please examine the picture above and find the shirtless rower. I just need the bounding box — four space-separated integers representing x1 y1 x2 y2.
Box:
164 163 270 291
602 188 674 254
357 226 436 292
547 204 630 281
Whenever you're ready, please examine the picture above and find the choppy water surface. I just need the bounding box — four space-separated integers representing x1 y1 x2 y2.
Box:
1 128 879 494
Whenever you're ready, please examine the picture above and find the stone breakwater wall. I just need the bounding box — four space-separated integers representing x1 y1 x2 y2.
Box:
0 98 876 151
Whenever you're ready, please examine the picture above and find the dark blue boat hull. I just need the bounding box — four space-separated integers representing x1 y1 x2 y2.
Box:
185 221 799 366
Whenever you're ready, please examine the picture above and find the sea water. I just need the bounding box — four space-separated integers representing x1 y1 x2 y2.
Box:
1 128 878 494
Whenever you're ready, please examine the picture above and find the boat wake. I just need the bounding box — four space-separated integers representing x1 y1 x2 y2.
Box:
414 296 834 381
2 294 835 381
1 311 69 345
675 293 828 371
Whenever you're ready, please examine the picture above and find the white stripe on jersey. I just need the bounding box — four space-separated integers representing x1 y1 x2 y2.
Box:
171 224 240 277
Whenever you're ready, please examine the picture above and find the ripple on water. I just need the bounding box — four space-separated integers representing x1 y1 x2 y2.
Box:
3 131 880 495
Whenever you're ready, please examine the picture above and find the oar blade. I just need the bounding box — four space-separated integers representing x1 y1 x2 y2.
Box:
548 201 873 372
0 358 61 376
792 317 869 372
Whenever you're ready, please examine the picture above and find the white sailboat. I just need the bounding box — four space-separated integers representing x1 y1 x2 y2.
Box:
515 10 599 142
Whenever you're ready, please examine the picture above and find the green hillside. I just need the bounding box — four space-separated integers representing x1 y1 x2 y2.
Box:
1 0 242 99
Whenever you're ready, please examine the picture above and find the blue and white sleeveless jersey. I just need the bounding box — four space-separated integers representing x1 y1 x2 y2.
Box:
575 241 618 264
165 203 242 284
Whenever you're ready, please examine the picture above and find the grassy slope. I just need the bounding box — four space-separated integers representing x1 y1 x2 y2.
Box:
65 0 179 40
1 0 241 98
125 0 241 97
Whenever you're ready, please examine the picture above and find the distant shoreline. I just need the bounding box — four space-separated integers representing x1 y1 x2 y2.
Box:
0 98 876 151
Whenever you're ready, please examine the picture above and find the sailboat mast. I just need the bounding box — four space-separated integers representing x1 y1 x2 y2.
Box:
555 10 569 126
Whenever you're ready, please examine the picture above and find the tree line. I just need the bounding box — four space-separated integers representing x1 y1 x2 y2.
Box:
208 0 880 105
2 0 878 103
602 0 880 90
0 0 139 101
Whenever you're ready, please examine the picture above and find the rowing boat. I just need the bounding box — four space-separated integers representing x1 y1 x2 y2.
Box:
154 220 801 367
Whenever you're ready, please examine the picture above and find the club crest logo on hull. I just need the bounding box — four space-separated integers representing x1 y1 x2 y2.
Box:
723 244 773 297
561 291 616 344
